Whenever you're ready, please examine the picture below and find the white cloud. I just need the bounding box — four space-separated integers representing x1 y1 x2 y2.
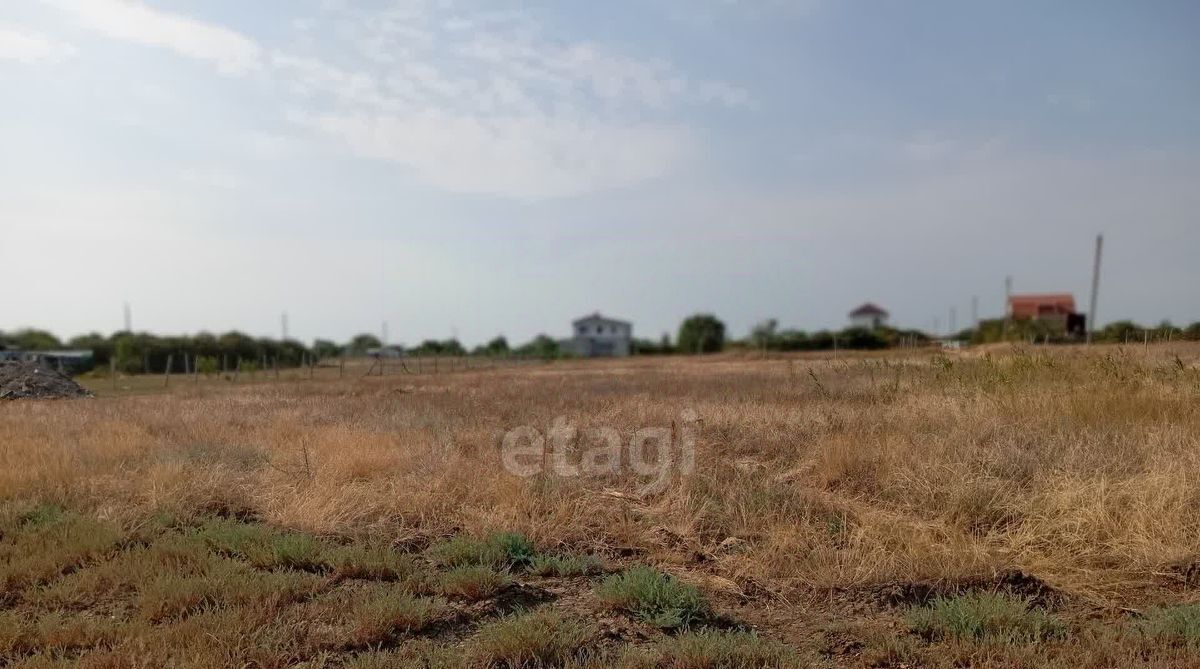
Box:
0 27 76 63
297 112 692 200
696 80 755 108
275 3 748 198
44 0 261 75
38 0 750 199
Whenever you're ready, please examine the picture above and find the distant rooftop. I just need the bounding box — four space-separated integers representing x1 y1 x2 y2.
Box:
572 312 631 326
848 302 889 317
1008 293 1076 318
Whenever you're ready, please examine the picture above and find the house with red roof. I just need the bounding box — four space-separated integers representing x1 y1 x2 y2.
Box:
1007 293 1086 335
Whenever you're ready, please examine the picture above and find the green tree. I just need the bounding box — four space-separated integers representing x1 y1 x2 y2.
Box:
10 328 62 350
677 314 726 354
749 318 779 350
515 334 561 359
838 326 887 349
775 329 809 351
1100 320 1143 344
312 339 342 360
411 339 466 356
347 333 382 355
483 336 509 355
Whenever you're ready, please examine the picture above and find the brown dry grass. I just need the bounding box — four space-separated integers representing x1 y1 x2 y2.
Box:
2 343 1200 667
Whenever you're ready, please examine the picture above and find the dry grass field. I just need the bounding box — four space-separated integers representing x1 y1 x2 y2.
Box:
3 344 1200 668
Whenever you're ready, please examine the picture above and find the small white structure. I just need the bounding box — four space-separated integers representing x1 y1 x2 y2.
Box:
848 303 889 330
569 313 632 358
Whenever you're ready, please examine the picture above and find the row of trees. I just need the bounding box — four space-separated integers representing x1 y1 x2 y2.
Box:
628 314 931 355
0 328 590 374
962 319 1200 344
8 315 1197 375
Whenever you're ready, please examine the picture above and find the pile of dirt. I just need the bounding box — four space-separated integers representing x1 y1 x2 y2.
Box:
0 360 93 400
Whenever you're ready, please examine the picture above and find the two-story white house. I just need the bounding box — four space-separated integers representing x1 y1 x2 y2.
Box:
569 313 632 357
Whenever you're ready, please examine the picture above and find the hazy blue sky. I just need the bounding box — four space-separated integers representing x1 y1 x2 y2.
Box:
3 0 1198 346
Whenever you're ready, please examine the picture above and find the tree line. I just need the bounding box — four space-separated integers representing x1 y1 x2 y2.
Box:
5 314 1198 375
0 328 593 374
960 318 1200 344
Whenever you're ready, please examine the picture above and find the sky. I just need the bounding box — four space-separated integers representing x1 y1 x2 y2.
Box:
2 0 1198 347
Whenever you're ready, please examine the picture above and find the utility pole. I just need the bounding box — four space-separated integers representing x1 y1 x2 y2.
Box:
382 321 389 346
1087 234 1103 344
949 306 957 336
122 302 132 332
281 312 289 341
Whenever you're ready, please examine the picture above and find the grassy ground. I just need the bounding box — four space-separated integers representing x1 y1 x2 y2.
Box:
3 343 1200 667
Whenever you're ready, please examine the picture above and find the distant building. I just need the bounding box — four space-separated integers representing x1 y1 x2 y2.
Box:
569 313 632 358
848 303 889 330
1007 293 1086 335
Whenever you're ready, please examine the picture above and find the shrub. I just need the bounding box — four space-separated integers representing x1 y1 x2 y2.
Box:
595 566 708 629
906 592 1067 644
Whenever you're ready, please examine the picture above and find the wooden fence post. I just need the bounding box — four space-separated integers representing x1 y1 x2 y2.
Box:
110 358 117 391
164 354 173 388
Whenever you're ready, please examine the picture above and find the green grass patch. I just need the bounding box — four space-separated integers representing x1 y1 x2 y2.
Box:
258 532 326 571
0 510 123 603
344 640 462 669
528 553 603 578
438 566 510 601
135 560 322 622
906 592 1067 644
346 587 446 646
0 610 126 659
622 630 804 669
192 518 275 559
428 531 537 571
1136 604 1200 647
326 543 421 582
469 609 591 668
595 566 708 629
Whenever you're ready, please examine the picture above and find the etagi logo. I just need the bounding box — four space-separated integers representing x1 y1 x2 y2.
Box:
500 409 699 496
